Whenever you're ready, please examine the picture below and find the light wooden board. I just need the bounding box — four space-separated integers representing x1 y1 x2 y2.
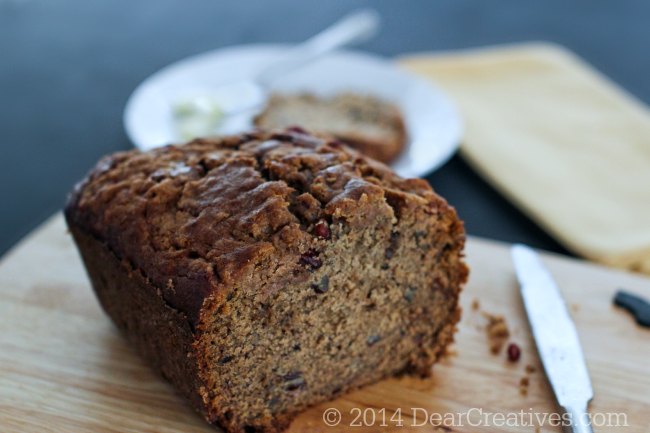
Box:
0 214 648 432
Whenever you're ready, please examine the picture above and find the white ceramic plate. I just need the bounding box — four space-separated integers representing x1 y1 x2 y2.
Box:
124 44 462 178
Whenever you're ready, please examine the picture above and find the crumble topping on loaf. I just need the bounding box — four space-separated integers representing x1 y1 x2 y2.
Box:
68 129 453 324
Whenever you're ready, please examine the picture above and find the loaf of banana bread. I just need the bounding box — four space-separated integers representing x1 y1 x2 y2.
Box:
65 129 467 433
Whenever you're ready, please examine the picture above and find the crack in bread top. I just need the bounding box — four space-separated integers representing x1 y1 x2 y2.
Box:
66 129 445 324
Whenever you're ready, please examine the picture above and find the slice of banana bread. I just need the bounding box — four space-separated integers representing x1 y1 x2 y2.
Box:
253 93 407 163
65 129 467 433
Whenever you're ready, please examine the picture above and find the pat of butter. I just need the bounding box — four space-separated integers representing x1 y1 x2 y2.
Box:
172 96 224 140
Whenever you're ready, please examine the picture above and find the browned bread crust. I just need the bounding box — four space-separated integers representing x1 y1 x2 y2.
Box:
253 93 407 163
65 129 467 433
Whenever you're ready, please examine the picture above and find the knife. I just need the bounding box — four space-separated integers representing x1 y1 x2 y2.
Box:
511 244 594 433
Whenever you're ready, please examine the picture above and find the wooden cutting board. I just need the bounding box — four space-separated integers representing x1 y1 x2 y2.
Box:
0 214 648 433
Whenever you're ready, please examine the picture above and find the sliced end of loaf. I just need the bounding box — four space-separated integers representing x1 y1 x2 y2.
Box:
193 180 466 433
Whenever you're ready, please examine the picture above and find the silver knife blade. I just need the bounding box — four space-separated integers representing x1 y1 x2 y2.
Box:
512 244 594 431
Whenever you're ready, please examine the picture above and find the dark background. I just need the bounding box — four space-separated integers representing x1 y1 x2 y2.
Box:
2 0 649 257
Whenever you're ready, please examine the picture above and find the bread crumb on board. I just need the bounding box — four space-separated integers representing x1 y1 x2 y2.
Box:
519 376 530 396
444 345 458 358
483 312 510 354
469 299 512 355
518 364 537 398
470 300 543 399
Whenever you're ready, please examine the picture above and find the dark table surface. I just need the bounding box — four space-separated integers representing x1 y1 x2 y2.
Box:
2 0 649 257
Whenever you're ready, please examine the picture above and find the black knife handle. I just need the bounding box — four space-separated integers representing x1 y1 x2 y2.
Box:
613 290 650 328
